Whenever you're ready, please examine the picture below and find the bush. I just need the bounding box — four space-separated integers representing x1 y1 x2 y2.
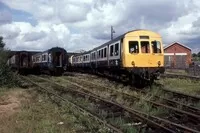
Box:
0 37 20 87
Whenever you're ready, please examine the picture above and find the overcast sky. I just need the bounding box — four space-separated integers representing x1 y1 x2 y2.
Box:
0 0 200 53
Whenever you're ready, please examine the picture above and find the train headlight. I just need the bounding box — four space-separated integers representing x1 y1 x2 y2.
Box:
131 61 135 66
158 61 161 66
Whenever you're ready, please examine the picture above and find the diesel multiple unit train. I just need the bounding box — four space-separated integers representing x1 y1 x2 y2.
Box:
7 29 165 84
7 47 67 75
69 29 165 85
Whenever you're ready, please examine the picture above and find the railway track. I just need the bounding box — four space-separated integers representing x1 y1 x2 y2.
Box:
67 72 200 107
20 75 123 133
33 75 200 133
58 75 200 131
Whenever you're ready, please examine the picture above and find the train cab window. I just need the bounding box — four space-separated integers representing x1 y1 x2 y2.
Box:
104 48 107 58
115 43 119 56
141 41 150 53
110 45 114 56
152 41 161 53
129 41 139 53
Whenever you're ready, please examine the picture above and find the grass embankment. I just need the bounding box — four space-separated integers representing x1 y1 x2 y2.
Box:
157 78 200 96
0 87 102 133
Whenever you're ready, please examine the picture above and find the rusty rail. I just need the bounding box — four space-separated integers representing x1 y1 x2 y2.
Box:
58 76 200 132
34 75 200 133
21 76 123 133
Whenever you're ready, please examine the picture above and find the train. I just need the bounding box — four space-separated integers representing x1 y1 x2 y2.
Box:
7 29 165 85
7 47 67 76
68 29 165 85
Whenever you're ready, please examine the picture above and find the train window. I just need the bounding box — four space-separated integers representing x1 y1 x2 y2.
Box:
33 57 35 62
87 55 90 61
141 41 150 53
101 49 103 58
129 41 139 53
48 54 52 62
115 43 119 56
110 45 114 56
104 48 107 58
44 55 47 61
98 51 100 59
152 41 161 53
36 56 40 62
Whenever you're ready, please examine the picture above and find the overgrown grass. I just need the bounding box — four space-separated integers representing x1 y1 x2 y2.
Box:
1 88 85 133
0 87 110 133
157 78 200 96
54 76 169 118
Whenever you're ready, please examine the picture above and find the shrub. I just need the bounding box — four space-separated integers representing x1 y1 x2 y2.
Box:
0 37 20 87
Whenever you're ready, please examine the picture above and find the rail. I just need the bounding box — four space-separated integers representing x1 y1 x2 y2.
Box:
33 75 200 133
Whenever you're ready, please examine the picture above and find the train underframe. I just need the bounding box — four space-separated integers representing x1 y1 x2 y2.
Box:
32 66 64 76
69 65 165 87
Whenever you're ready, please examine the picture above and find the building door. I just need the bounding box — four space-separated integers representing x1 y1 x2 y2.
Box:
175 53 187 69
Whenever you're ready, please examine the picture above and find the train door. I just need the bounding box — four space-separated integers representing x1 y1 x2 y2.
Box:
55 52 62 67
20 53 28 67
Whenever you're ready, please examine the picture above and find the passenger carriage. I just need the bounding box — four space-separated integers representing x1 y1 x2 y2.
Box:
71 29 164 85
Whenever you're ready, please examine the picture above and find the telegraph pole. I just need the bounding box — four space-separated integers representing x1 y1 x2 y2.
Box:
111 26 115 40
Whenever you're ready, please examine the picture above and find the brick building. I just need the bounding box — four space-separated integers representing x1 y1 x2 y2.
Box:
164 42 192 69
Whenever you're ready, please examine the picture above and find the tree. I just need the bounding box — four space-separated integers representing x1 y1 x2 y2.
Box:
0 36 5 49
192 53 197 57
198 52 200 58
0 36 19 87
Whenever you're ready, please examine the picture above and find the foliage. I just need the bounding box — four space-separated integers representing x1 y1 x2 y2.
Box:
0 36 5 49
192 53 197 57
198 52 200 57
0 36 19 87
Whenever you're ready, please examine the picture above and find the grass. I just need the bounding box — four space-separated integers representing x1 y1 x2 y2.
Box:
165 69 188 75
2 89 85 133
157 78 200 96
54 76 170 118
0 87 110 133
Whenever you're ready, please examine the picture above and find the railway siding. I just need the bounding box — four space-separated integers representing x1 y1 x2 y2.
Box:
26 75 179 133
57 76 200 130
31 75 200 133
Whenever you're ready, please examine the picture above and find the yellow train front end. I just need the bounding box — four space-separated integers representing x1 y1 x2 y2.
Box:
122 30 165 84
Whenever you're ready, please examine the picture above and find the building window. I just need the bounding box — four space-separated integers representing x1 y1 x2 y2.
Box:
141 41 150 53
152 41 161 53
110 45 114 56
129 41 139 53
115 43 119 56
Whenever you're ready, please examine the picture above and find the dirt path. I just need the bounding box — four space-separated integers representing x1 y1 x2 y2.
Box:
0 88 30 133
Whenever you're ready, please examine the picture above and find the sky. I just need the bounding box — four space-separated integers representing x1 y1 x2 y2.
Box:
0 0 200 53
